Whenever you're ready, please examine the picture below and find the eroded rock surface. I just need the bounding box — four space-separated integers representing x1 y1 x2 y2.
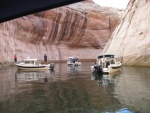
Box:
0 1 121 66
103 0 150 66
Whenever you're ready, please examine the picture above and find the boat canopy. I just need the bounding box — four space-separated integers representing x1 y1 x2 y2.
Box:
23 58 40 65
98 54 115 59
24 58 38 61
68 57 78 61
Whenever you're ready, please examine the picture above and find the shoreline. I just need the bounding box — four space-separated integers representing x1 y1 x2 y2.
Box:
42 59 96 63
0 59 96 69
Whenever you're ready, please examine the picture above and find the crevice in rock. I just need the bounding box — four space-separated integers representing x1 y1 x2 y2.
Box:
58 9 70 42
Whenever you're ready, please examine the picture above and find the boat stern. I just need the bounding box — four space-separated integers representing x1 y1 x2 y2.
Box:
49 63 55 70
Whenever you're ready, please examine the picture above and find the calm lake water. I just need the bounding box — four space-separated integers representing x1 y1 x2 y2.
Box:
0 62 150 113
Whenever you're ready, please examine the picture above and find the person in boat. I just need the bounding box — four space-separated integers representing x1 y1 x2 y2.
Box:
44 54 47 62
101 55 106 68
73 60 75 63
110 59 115 64
106 58 110 68
14 54 17 63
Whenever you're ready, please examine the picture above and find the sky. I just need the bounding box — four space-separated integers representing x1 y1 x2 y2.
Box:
93 0 130 9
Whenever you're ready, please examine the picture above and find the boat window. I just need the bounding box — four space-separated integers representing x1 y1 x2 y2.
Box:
24 61 30 64
116 58 120 62
116 59 118 62
24 61 35 64
35 60 39 65
31 61 34 64
110 59 115 64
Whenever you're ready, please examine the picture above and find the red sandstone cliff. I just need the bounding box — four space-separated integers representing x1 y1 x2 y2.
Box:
0 2 121 67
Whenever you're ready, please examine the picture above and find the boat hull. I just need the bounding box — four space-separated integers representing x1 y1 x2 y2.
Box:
67 62 81 65
91 63 122 74
103 63 122 74
103 67 120 74
16 64 51 70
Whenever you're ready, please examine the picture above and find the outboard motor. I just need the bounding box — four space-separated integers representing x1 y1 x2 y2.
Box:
93 65 103 77
92 65 103 80
49 63 54 70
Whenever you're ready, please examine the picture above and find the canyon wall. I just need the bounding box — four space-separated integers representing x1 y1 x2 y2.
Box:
103 0 150 66
0 2 121 67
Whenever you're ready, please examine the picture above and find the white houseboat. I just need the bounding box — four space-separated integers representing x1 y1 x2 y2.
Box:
67 57 81 66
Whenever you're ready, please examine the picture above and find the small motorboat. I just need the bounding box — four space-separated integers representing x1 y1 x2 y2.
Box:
91 54 122 74
16 58 54 70
67 57 81 66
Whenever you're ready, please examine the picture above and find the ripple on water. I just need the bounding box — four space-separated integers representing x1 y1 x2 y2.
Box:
0 63 150 113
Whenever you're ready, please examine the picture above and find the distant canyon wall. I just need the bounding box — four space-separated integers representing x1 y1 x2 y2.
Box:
0 1 121 67
103 0 150 66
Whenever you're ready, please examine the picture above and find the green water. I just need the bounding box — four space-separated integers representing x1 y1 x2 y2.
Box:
0 62 150 113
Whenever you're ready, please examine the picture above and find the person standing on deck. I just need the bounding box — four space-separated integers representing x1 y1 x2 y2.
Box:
101 55 106 68
14 54 17 63
44 54 47 62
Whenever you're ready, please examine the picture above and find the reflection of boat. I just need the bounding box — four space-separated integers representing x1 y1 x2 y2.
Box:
91 54 122 74
16 58 54 70
67 57 81 65
67 65 80 74
91 71 103 80
103 70 121 84
91 70 121 86
15 70 47 81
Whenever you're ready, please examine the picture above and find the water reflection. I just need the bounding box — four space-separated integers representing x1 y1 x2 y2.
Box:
0 63 150 113
67 65 80 75
91 70 121 87
115 66 150 113
15 70 55 83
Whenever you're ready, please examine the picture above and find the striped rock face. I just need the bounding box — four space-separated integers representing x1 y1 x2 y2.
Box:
0 2 121 66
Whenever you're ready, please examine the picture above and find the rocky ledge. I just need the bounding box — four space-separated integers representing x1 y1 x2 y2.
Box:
0 1 121 67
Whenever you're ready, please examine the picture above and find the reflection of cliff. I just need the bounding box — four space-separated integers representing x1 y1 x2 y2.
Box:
114 66 150 113
14 77 122 113
1 65 150 112
3 63 147 113
0 2 121 65
0 67 16 102
0 66 124 113
103 0 150 66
